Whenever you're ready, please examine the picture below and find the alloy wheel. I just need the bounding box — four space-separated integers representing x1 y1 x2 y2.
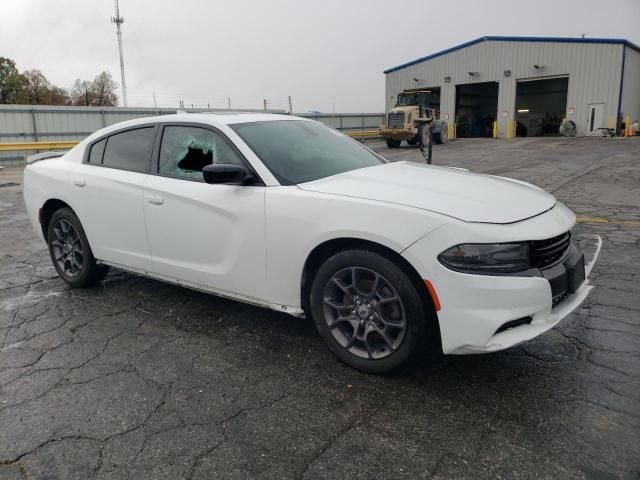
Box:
51 219 84 277
322 267 407 360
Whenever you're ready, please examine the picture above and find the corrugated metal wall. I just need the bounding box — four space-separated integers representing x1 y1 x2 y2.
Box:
0 105 384 163
621 46 640 125
385 40 625 137
0 105 277 143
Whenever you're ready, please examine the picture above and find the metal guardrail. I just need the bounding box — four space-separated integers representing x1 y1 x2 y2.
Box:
0 141 79 152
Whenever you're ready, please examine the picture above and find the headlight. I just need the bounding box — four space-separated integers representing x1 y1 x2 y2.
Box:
438 243 531 274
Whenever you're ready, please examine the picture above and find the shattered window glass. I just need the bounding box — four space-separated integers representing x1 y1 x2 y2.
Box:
159 126 243 180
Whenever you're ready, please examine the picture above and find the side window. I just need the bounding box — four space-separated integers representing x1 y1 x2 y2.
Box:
88 138 106 163
102 127 155 173
158 126 244 180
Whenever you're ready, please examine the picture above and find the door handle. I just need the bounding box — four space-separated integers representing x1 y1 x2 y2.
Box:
147 195 164 205
72 178 85 187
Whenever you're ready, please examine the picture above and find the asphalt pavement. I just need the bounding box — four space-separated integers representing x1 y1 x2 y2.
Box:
1 137 639 479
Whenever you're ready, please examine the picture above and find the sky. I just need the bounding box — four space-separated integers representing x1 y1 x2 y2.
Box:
1 0 639 112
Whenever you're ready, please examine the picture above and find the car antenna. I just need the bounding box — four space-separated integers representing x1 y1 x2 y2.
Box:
417 123 433 165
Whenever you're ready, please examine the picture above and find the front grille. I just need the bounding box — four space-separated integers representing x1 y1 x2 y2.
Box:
552 291 569 307
532 232 571 268
387 112 404 128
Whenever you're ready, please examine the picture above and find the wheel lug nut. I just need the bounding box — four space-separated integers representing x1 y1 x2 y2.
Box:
369 315 373 320
352 310 356 314
367 304 371 308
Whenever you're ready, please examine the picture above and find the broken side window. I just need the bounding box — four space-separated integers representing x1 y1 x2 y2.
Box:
158 125 243 180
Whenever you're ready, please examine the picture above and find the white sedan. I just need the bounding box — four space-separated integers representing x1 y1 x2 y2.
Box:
23 113 601 372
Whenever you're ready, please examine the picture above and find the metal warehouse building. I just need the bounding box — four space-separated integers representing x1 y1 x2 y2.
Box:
384 36 640 138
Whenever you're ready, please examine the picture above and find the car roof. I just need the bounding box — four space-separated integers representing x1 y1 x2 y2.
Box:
164 112 299 125
122 112 299 129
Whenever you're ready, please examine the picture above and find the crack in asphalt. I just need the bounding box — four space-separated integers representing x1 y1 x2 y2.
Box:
1 252 47 350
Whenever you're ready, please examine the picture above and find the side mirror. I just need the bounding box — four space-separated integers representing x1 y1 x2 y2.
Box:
202 164 253 185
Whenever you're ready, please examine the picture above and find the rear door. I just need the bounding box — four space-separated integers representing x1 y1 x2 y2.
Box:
142 123 267 301
70 125 157 271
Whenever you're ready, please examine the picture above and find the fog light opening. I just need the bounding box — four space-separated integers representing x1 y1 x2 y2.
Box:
495 316 532 335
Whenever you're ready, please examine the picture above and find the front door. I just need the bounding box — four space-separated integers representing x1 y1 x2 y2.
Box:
587 103 604 133
142 124 267 302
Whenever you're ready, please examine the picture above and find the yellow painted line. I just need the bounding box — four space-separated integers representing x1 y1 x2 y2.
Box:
576 217 640 226
0 141 79 152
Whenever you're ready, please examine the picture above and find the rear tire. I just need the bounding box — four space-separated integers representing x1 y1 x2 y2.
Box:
47 208 109 288
385 138 401 148
309 249 429 373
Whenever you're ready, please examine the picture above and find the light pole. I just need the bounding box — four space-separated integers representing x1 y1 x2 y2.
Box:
111 0 127 107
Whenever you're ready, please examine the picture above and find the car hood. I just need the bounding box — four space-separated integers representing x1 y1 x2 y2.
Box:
298 161 556 224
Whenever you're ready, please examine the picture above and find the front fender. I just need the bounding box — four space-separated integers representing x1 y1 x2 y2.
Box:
264 186 449 309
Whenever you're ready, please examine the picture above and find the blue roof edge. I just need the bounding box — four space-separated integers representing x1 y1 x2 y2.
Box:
383 36 640 74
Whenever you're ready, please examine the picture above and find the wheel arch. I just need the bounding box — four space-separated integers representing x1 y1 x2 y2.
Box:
300 237 441 350
40 198 75 241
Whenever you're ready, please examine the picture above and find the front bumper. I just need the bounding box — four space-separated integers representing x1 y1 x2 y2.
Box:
456 266 595 354
401 205 602 354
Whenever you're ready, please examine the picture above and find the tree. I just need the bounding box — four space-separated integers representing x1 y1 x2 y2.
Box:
0 57 115 106
48 86 71 106
2 71 28 104
70 79 94 106
0 57 24 103
19 69 70 105
92 71 119 106
70 72 119 106
23 69 51 104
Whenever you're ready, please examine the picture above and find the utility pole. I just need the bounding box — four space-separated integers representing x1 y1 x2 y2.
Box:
263 99 269 112
228 97 231 109
111 0 127 107
152 92 157 108
288 96 293 114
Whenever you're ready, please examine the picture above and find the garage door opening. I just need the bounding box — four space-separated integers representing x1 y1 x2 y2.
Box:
515 77 568 137
455 82 498 138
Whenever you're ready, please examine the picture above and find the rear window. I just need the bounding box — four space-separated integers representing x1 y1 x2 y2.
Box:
102 127 155 173
88 138 106 163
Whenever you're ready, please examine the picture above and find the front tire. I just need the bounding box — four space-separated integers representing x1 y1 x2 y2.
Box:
309 249 428 373
47 208 109 288
417 124 429 147
385 138 401 148
432 120 449 144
